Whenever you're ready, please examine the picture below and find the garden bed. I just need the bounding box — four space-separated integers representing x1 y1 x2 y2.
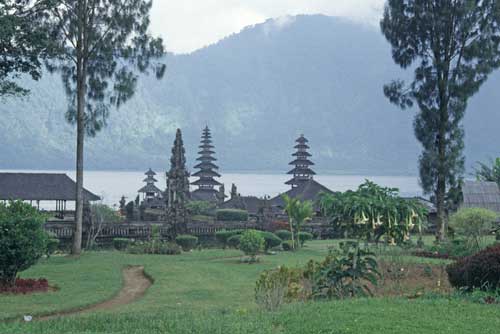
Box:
0 278 53 295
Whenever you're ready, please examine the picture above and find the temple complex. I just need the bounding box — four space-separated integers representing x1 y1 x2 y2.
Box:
191 126 223 202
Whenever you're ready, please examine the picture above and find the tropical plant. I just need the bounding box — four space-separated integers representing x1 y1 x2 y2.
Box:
381 1 500 241
318 180 427 244
0 201 48 287
305 241 380 299
449 208 498 251
45 0 166 255
475 158 500 188
282 195 314 250
239 230 264 262
297 232 313 246
255 266 306 311
186 201 217 217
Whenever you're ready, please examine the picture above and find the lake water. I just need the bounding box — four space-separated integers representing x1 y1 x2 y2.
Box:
1 169 423 209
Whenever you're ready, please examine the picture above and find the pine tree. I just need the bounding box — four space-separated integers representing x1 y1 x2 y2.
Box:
381 0 500 240
45 0 165 254
0 0 52 96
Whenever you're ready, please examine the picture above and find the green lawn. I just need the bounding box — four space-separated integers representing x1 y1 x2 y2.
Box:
1 239 500 333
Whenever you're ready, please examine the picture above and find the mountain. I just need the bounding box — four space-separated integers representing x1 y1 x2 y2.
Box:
0 15 499 174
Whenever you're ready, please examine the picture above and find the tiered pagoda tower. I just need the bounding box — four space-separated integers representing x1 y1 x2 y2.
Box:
191 126 222 202
138 168 162 200
285 134 316 188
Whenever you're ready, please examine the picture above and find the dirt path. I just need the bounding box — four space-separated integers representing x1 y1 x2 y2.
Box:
38 265 152 320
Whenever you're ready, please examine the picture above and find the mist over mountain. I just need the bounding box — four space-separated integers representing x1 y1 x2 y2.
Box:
0 15 498 174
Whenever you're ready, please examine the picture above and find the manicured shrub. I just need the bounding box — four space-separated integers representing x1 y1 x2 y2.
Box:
215 230 243 248
46 237 60 258
227 234 242 248
298 232 313 246
275 230 292 241
282 240 294 251
446 244 500 291
239 230 264 261
0 201 48 287
259 231 282 251
176 235 198 251
127 241 181 255
215 209 249 222
187 201 216 216
113 238 132 251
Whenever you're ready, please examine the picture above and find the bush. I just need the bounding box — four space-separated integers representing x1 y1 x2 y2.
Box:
449 208 498 250
215 230 243 248
227 234 242 248
46 238 60 258
275 230 292 241
127 241 181 255
305 241 380 299
187 201 217 216
216 209 249 222
176 235 198 251
446 244 500 291
298 232 314 246
113 238 132 251
255 266 306 311
282 240 294 251
239 230 264 261
259 232 282 251
0 201 48 287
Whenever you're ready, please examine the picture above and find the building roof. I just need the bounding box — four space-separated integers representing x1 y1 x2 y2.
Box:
0 173 100 201
271 179 333 208
461 180 500 213
145 168 156 176
191 189 219 202
192 170 221 178
221 196 266 215
138 183 162 194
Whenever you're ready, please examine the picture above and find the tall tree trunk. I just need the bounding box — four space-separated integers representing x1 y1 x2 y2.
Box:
436 76 449 242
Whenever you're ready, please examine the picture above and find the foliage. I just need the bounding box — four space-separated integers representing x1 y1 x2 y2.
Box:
416 239 474 259
239 230 264 261
175 235 198 251
259 231 282 251
297 232 313 246
0 201 48 286
87 203 122 249
127 241 181 255
319 180 427 244
447 244 500 291
0 0 51 97
449 208 498 251
255 266 306 311
215 229 244 248
282 195 314 250
227 234 242 249
275 229 292 241
0 278 49 295
305 241 380 299
282 240 294 252
215 209 249 221
475 157 500 188
187 201 216 217
113 238 132 251
381 0 500 240
45 237 60 258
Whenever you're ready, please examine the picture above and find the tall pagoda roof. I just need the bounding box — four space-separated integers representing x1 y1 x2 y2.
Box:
192 126 222 191
294 143 310 150
292 151 312 157
287 167 316 175
271 179 334 208
289 159 315 166
296 135 309 143
143 176 158 183
145 168 156 176
286 134 316 188
138 183 162 194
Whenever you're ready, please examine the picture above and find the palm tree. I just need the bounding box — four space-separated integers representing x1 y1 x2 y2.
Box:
282 195 314 250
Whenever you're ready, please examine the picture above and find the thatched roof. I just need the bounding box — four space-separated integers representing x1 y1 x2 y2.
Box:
138 183 162 194
221 196 266 215
461 180 500 213
0 173 100 201
191 189 219 202
271 179 333 208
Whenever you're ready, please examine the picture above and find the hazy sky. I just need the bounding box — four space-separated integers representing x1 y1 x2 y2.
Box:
150 0 385 54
